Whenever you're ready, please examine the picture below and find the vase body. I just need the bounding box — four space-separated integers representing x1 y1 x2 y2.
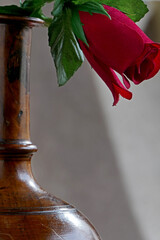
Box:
0 16 101 239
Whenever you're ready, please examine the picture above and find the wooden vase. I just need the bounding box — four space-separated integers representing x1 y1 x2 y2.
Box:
0 15 101 239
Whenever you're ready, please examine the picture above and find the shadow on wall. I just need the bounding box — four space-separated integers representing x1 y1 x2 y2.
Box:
30 7 146 240
145 2 160 42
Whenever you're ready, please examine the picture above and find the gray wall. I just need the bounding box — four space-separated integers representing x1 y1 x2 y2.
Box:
30 11 145 240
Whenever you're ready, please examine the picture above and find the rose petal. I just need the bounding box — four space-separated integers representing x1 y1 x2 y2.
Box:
80 41 132 105
125 43 160 83
79 9 144 74
103 5 153 44
122 75 131 89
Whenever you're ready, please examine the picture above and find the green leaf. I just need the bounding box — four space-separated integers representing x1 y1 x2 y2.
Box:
71 2 111 46
71 7 89 46
102 0 148 22
30 8 52 26
72 0 148 22
0 5 30 16
49 8 84 86
51 0 65 17
22 0 54 25
77 2 111 19
22 0 53 11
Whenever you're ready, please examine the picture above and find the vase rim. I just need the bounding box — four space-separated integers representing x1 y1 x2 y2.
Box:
0 14 44 26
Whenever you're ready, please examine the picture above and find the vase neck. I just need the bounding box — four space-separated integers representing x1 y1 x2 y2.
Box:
0 18 42 159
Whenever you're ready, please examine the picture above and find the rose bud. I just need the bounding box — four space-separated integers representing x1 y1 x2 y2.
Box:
79 5 160 105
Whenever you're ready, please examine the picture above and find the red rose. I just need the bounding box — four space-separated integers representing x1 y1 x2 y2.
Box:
79 5 160 105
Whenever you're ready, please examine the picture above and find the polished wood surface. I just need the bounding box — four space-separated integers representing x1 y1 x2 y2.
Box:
0 16 101 239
